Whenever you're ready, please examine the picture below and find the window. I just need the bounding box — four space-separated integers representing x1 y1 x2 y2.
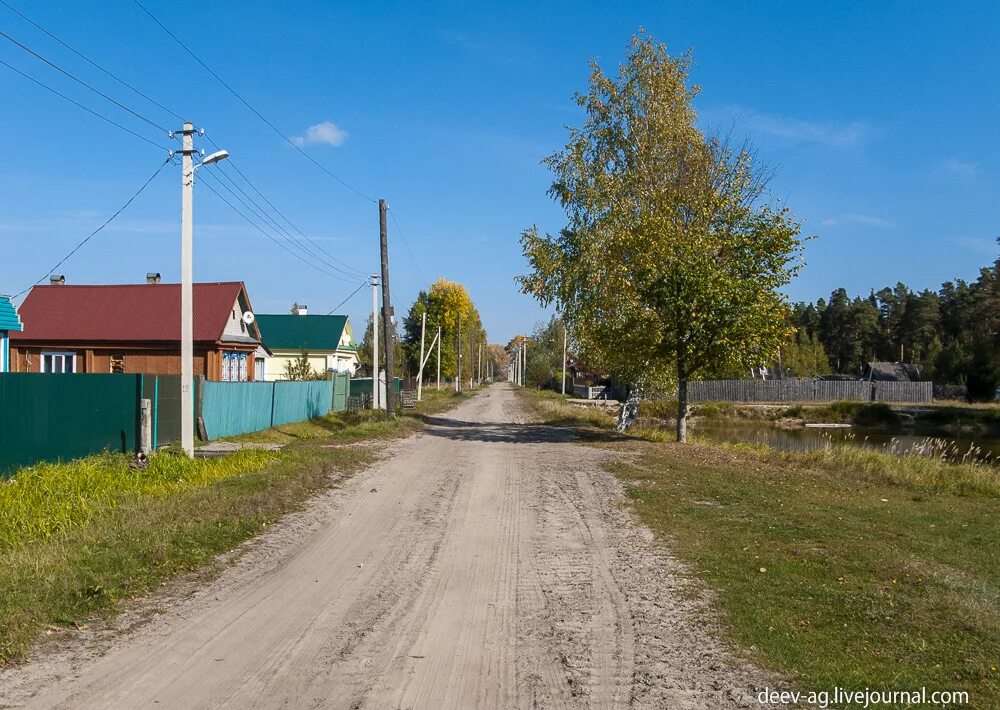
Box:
221 351 248 382
110 354 125 373
42 351 76 373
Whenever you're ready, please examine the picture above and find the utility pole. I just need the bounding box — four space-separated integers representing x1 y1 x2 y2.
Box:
417 310 426 402
371 274 379 410
456 311 462 393
469 330 474 390
561 322 568 395
477 342 482 386
436 326 441 390
521 341 527 387
378 200 394 414
179 122 196 457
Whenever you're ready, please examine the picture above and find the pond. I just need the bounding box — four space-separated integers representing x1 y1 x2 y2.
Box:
692 420 1000 465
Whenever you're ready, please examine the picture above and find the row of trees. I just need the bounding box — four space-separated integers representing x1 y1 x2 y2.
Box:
782 249 1000 398
357 278 503 384
513 316 570 390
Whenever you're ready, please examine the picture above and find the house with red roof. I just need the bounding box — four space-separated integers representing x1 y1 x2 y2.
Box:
9 278 266 381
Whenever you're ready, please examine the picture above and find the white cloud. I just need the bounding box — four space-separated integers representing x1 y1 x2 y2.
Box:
842 212 895 229
818 213 894 230
952 236 998 255
700 105 873 148
291 121 348 147
944 158 979 176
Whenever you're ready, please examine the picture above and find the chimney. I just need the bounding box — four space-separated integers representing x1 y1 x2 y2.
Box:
49 274 65 285
146 272 161 284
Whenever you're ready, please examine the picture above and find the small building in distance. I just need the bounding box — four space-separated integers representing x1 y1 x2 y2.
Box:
0 295 23 372
255 309 358 380
863 361 921 382
9 278 265 381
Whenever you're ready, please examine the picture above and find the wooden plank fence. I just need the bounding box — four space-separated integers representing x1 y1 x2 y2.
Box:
687 379 932 404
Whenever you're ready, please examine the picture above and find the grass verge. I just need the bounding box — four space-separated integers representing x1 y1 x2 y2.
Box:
0 388 470 665
518 387 1000 706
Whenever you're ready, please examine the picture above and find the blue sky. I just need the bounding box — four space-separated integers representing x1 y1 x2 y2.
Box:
1 0 997 343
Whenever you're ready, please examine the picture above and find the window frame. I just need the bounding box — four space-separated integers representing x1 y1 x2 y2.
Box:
41 350 77 373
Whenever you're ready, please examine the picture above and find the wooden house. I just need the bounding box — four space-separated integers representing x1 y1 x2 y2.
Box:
255 311 358 380
9 281 266 381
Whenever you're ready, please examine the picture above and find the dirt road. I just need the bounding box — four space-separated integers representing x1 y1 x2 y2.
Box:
3 385 773 709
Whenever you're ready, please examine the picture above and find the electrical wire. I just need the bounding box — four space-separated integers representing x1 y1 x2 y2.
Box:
207 159 364 280
387 207 427 285
0 58 169 151
0 0 185 122
0 28 172 134
131 0 376 203
204 135 366 278
199 171 361 284
324 280 368 316
198 168 360 283
13 157 171 299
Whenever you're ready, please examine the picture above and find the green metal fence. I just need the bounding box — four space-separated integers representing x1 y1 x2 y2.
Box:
0 373 141 475
198 375 348 440
0 372 356 475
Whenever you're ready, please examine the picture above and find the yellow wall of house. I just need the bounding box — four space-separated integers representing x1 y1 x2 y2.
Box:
263 350 358 381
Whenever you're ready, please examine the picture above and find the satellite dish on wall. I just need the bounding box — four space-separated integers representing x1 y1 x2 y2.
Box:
242 311 255 325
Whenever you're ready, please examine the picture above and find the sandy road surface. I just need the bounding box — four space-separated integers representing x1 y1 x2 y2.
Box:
2 385 774 709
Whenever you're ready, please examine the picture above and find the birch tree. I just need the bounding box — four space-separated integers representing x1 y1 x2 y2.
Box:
518 33 805 441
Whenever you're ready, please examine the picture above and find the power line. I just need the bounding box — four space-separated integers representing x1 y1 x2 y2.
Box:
0 0 185 122
13 157 171 299
207 157 364 280
0 28 172 134
199 170 361 284
387 207 427 285
198 167 360 283
324 280 368 315
131 0 375 203
0 57 169 151
204 135 366 278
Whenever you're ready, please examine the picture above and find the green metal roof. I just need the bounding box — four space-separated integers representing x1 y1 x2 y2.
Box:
0 296 22 332
255 314 350 352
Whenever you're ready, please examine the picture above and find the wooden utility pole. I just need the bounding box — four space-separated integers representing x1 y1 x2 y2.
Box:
378 199 394 414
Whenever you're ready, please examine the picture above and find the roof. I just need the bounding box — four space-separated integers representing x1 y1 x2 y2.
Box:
864 361 921 382
255 314 349 352
10 282 260 344
0 296 21 332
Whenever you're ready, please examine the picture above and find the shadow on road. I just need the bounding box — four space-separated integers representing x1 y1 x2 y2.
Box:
423 416 628 445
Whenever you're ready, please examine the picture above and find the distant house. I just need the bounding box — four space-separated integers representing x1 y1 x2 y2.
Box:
255 311 358 380
0 295 23 373
9 280 266 381
863 361 921 382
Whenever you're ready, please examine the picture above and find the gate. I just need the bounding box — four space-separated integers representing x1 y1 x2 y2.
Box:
332 372 349 412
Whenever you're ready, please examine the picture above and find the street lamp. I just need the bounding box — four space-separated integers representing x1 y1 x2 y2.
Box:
176 122 229 457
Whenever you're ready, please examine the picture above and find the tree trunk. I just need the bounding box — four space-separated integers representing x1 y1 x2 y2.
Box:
676 376 688 443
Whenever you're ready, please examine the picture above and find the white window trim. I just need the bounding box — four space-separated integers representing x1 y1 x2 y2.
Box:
41 350 77 373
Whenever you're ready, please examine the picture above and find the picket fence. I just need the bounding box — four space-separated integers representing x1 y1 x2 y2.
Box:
687 379 932 404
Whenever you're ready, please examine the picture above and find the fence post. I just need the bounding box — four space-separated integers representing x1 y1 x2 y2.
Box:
270 382 277 429
139 398 152 455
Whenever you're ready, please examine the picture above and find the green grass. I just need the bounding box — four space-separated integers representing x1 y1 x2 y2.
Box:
517 387 1000 706
0 388 470 665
